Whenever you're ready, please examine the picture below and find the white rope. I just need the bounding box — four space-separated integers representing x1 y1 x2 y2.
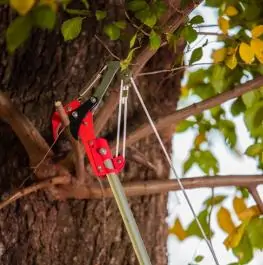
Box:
130 77 220 265
122 84 129 158
116 79 124 157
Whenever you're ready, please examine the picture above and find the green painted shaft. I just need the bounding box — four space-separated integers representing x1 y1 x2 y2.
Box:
105 160 152 265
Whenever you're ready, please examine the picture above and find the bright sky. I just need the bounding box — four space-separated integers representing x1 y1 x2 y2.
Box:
167 3 263 265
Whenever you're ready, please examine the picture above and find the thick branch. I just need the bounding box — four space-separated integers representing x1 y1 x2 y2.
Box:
0 176 70 210
1 174 262 209
94 3 196 135
124 76 263 147
0 91 51 166
67 174 263 199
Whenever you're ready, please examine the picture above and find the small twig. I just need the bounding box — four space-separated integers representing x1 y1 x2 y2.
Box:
193 24 219 28
94 35 121 61
208 188 215 248
32 127 65 174
127 147 157 172
124 10 150 36
55 101 86 183
0 176 70 211
197 31 224 37
137 63 214 76
248 186 263 214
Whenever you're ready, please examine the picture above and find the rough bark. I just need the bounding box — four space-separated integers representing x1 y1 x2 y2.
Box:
0 2 183 264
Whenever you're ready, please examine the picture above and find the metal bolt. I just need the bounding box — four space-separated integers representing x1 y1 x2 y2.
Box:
97 166 102 171
83 121 88 125
117 159 122 164
99 148 107 155
66 106 72 111
72 111 78 118
90 97 96 103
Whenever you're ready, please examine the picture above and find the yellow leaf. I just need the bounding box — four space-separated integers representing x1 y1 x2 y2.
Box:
233 197 247 220
225 53 237 69
218 17 229 34
252 25 263 39
224 222 247 249
239 42 254 64
194 133 206 147
251 38 263 63
169 218 187 241
10 0 35 15
217 207 235 234
225 6 238 16
181 86 189 97
238 205 261 221
212 47 227 63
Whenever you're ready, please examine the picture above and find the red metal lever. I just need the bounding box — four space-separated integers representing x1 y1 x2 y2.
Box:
51 101 125 177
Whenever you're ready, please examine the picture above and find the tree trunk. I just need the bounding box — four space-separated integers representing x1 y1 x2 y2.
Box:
0 2 182 264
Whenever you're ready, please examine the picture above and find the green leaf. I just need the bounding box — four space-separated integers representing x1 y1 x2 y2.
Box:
194 84 215 100
32 6 56 30
246 218 263 249
233 233 253 264
130 33 137 48
81 0 89 9
244 101 263 137
237 187 249 199
136 9 157 28
95 10 107 20
61 17 84 41
149 30 161 50
64 8 90 16
190 47 203 64
211 106 225 120
187 69 207 88
242 90 260 108
175 120 195 133
152 0 167 18
181 25 197 43
245 143 263 157
195 150 219 174
211 65 227 93
204 195 226 207
205 0 221 7
0 0 9 4
243 3 260 21
218 119 237 148
6 15 32 53
114 20 126 29
231 98 246 117
189 15 204 25
120 48 137 71
127 0 147 11
194 255 204 263
103 23 120 41
187 209 214 239
183 156 195 174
